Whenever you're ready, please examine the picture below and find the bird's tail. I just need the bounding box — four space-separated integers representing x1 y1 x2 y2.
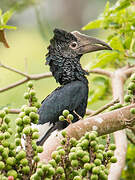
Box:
36 125 57 146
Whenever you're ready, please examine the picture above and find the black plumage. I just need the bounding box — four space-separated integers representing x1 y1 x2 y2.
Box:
37 29 112 145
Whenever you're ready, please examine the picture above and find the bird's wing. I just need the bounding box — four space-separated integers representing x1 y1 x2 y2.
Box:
38 80 88 125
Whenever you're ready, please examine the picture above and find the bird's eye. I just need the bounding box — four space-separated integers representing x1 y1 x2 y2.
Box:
70 42 78 49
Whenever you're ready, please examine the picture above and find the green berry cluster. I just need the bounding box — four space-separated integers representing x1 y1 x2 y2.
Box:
14 81 44 179
59 110 74 124
31 131 117 180
123 73 135 114
0 108 17 180
24 81 41 109
0 82 117 180
0 81 43 179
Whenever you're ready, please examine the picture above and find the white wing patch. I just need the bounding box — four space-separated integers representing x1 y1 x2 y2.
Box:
31 123 52 142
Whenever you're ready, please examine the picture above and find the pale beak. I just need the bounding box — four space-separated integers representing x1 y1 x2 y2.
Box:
71 31 112 54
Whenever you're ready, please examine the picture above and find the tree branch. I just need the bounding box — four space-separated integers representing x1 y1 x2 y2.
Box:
89 98 119 117
39 104 135 163
0 62 112 93
108 68 128 180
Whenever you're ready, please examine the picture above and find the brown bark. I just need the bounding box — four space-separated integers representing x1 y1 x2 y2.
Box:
108 69 128 180
39 104 135 163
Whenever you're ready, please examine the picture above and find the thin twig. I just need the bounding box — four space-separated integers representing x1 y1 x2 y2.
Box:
0 73 52 93
86 109 95 115
88 68 112 77
73 110 82 120
9 109 20 114
89 98 120 117
124 66 135 78
126 133 135 144
0 78 29 92
0 62 112 93
0 63 30 78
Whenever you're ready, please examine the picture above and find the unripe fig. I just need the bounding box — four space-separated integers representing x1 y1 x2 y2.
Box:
48 159 57 168
24 92 30 99
59 115 65 121
23 126 31 135
4 117 10 124
107 150 114 157
109 144 116 151
71 160 79 167
27 81 33 88
130 108 135 114
62 110 69 117
94 159 101 166
37 146 43 153
61 131 67 137
84 163 92 170
0 161 5 170
16 118 23 126
110 156 117 163
82 155 90 163
56 166 64 174
124 95 132 103
20 158 28 166
32 132 39 139
16 150 26 160
33 155 40 162
48 167 55 176
128 82 135 90
6 157 16 166
30 90 36 97
92 166 100 174
67 114 74 121
7 170 17 179
0 110 6 118
23 116 31 124
22 166 30 174
91 174 98 180
73 176 82 180
130 73 135 81
69 152 77 160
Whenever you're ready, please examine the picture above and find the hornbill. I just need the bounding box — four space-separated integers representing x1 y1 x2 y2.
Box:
36 28 112 145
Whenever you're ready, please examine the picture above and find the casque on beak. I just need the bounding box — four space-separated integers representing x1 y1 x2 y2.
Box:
71 31 112 54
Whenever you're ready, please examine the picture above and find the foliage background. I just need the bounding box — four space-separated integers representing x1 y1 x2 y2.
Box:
0 0 135 179
0 0 117 110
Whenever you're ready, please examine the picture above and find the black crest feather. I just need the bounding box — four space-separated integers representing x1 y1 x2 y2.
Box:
53 28 76 42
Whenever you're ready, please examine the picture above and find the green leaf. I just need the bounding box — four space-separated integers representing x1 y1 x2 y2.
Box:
82 19 102 30
88 77 109 105
132 41 135 52
91 51 119 69
111 0 131 12
124 35 133 49
0 9 2 17
93 76 108 86
2 9 14 25
103 1 110 15
110 36 124 51
88 86 105 105
0 25 16 30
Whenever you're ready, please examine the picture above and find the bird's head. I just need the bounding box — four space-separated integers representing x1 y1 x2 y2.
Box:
46 28 112 64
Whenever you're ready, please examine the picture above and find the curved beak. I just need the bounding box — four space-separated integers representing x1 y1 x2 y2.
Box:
71 31 112 54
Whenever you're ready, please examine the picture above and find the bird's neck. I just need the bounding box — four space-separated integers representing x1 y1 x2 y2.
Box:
46 54 89 85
